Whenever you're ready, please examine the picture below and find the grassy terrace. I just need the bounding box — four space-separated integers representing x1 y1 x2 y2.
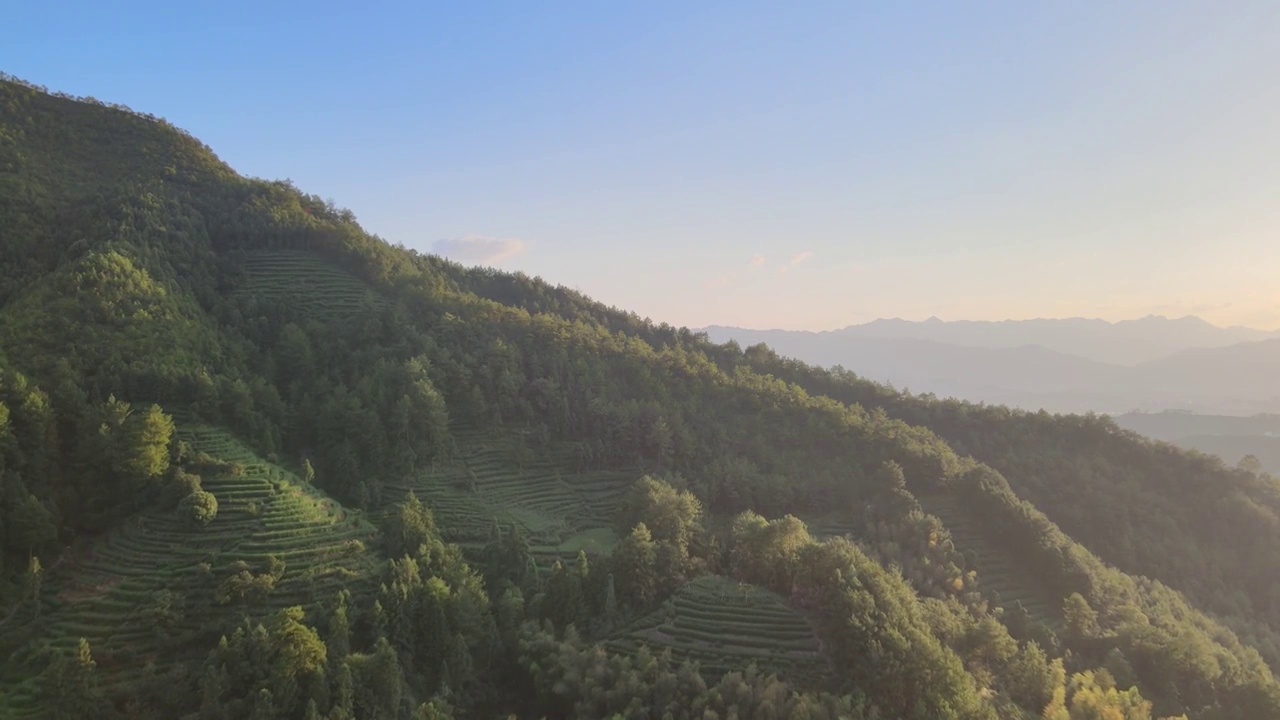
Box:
384 428 632 569
235 249 388 318
0 425 380 717
606 575 829 687
916 492 1062 627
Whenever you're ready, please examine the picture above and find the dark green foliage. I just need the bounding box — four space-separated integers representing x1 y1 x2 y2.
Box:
41 638 105 720
733 347 1280 673
521 621 867 720
385 490 437 559
1005 641 1060 712
199 607 326 719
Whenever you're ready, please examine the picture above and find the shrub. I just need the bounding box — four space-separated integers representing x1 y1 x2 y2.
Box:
161 469 203 509
178 490 218 527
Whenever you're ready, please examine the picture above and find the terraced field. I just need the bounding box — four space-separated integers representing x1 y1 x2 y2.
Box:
0 425 380 717
235 249 389 318
805 516 861 540
384 429 633 570
916 492 1062 627
606 575 828 685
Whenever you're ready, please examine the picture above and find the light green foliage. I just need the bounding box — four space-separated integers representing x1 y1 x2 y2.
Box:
788 536 993 719
23 555 43 618
1 251 227 392
1003 641 1058 712
612 523 658 609
179 489 218 526
118 403 175 481
617 475 702 549
729 511 811 590
266 606 327 710
1042 668 1188 720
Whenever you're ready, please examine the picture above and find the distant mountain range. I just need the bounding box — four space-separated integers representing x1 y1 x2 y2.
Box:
701 316 1280 414
721 315 1279 365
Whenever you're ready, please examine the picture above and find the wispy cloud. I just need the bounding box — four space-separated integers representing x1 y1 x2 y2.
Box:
432 235 527 264
777 250 815 274
704 273 734 290
713 250 813 284
711 254 768 288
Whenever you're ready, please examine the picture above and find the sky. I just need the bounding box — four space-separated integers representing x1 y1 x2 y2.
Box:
6 1 1280 331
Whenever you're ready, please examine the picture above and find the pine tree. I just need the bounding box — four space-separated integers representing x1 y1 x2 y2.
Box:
25 554 42 619
445 632 474 690
1063 593 1099 641
330 660 355 720
603 572 620 629
44 638 103 720
199 662 230 720
612 523 658 609
328 590 352 661
115 403 174 484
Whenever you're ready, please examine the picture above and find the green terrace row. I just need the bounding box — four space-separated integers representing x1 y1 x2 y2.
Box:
384 427 632 563
606 576 828 687
0 425 382 717
915 492 1062 626
235 250 389 314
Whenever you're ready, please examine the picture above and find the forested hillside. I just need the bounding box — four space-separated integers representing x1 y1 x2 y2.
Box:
1 75 1277 719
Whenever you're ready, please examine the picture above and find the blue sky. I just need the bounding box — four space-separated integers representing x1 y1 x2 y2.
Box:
6 1 1280 330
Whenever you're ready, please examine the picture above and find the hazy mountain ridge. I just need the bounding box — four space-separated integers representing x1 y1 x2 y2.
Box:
821 315 1280 365
702 322 1280 414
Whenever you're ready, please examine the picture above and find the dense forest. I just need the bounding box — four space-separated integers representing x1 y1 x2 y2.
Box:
1 75 1278 719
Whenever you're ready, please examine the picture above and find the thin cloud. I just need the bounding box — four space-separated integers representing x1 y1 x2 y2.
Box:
704 273 734 289
432 235 527 264
771 250 816 274
748 255 766 266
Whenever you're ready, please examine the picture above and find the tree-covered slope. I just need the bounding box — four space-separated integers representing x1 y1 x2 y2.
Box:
727 349 1280 667
0 74 1273 719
